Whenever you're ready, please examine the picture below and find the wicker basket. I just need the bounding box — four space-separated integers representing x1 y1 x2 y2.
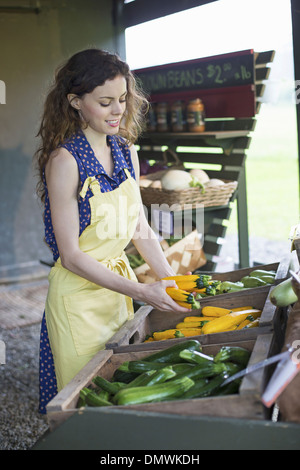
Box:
140 179 238 209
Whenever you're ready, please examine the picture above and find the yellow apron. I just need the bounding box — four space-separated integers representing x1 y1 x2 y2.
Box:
45 168 140 391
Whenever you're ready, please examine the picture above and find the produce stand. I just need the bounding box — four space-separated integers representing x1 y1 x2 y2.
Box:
32 247 300 451
32 48 300 450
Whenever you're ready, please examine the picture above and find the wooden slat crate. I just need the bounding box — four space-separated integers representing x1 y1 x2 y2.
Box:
106 259 290 350
46 332 278 431
107 285 272 351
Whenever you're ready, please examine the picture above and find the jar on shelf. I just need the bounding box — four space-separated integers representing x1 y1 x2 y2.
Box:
156 102 170 132
146 103 157 132
171 100 187 132
187 98 205 132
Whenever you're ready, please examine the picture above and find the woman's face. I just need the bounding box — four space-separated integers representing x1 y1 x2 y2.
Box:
72 75 127 135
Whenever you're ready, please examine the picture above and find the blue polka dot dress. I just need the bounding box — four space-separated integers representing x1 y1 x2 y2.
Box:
39 132 136 414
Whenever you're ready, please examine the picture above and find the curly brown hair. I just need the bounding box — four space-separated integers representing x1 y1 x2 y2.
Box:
34 48 149 203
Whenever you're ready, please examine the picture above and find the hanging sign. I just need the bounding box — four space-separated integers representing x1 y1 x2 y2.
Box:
134 50 256 118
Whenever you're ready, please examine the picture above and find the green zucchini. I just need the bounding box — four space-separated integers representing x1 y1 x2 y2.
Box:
172 362 227 382
179 373 227 399
142 366 176 386
171 363 196 374
114 376 195 406
127 360 174 373
96 389 111 401
122 370 156 389
218 281 244 293
249 269 276 278
179 349 214 365
241 276 267 288
214 346 251 367
92 375 125 395
77 390 87 408
215 378 242 396
80 387 113 407
112 362 139 383
258 275 275 284
142 339 202 364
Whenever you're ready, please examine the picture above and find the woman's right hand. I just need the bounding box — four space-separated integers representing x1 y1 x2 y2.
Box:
138 280 192 313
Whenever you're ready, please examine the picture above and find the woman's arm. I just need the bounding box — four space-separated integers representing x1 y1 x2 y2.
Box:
45 147 189 312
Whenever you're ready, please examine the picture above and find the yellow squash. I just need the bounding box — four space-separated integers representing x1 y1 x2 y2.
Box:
184 316 214 323
201 309 261 335
201 306 233 317
152 329 184 341
243 319 260 329
152 328 202 341
162 275 200 282
176 321 207 329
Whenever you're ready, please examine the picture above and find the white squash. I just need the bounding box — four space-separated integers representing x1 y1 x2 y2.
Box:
189 168 210 184
161 170 193 190
204 178 225 187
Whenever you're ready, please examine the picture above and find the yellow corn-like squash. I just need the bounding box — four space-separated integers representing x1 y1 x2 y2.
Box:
162 275 200 282
243 319 260 329
176 321 203 329
184 315 214 323
143 337 154 342
201 306 233 317
152 328 202 341
201 309 261 335
175 280 199 291
236 319 252 329
179 328 202 337
176 301 192 309
176 300 192 309
152 329 183 341
223 325 239 332
231 306 254 312
166 287 194 303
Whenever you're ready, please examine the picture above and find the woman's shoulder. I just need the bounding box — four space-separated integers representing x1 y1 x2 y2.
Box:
46 147 78 176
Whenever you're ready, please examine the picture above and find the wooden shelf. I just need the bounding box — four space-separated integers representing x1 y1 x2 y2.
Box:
142 130 252 140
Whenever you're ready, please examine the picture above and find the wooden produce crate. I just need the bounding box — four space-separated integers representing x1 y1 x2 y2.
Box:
107 285 275 350
106 258 290 350
206 260 289 284
46 332 278 431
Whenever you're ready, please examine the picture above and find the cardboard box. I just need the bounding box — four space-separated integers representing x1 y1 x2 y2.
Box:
126 229 206 283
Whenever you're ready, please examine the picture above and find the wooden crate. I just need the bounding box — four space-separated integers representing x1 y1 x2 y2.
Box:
106 259 290 350
107 286 274 350
46 333 278 431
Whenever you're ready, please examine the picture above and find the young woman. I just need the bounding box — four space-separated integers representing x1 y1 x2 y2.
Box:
34 48 190 413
